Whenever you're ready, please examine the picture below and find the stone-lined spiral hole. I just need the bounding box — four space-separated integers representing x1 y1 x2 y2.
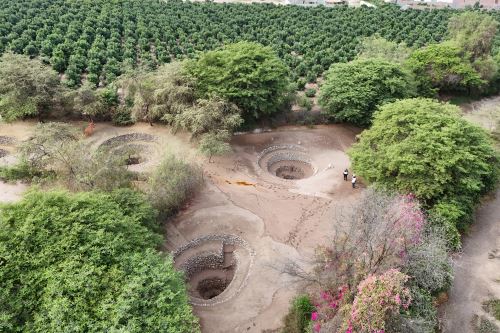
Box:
173 235 254 306
98 133 159 168
257 145 316 181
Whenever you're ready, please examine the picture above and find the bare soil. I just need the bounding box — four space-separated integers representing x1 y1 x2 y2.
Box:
439 99 500 332
0 121 362 332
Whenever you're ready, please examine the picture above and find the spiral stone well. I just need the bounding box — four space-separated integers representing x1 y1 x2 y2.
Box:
257 145 316 180
173 234 254 306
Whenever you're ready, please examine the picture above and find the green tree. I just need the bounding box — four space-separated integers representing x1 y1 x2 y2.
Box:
168 97 243 139
0 190 199 332
0 53 62 122
186 41 291 119
447 12 498 61
318 59 417 126
349 98 498 243
357 34 412 64
407 42 484 94
198 131 233 162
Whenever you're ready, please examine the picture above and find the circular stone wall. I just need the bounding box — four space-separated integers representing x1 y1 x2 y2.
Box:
173 234 254 306
257 145 316 180
98 133 160 169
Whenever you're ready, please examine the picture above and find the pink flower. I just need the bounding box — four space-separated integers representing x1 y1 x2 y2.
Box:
311 312 319 321
394 294 401 305
313 323 321 332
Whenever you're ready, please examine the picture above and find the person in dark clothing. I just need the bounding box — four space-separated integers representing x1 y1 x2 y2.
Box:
343 168 349 181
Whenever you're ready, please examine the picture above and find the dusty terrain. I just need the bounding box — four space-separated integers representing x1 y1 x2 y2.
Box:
438 98 500 332
0 121 362 332
440 190 500 332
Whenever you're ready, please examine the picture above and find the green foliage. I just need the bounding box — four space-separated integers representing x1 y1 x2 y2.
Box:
146 154 203 218
281 295 314 333
0 190 199 332
0 53 62 121
297 96 313 112
0 159 43 182
304 88 316 98
112 106 136 126
387 285 437 333
186 42 290 118
483 299 500 321
167 97 243 139
407 42 485 94
447 12 498 61
198 132 233 162
349 98 499 246
319 59 417 126
19 122 134 191
357 34 412 64
0 1 452 86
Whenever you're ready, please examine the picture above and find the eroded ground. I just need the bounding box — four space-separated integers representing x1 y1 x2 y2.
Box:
0 122 362 332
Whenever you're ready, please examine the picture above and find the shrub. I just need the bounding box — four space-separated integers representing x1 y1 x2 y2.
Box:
319 59 417 126
296 78 307 90
0 190 199 332
282 295 315 333
387 285 437 333
146 154 203 218
305 88 316 98
342 269 411 333
297 96 313 112
483 299 500 321
112 106 135 126
403 228 453 293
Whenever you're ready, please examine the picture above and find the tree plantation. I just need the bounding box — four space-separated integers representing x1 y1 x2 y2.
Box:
0 0 453 86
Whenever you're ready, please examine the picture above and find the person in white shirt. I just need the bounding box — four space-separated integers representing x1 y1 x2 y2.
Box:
343 168 349 181
351 174 357 188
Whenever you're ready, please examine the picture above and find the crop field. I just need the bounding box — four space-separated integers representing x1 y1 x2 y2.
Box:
0 0 455 85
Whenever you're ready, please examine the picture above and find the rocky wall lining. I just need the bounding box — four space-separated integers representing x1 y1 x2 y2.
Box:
0 136 16 145
99 133 158 149
173 234 255 307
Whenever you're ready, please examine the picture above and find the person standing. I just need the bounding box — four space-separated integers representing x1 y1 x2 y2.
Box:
343 168 349 181
352 174 357 188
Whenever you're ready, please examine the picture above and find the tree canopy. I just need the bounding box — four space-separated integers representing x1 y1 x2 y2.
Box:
407 42 484 94
349 98 498 244
0 0 453 86
319 59 417 126
186 41 290 118
0 53 62 121
447 12 498 61
0 189 199 332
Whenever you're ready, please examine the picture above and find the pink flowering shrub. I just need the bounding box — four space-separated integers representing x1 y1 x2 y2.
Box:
343 269 411 333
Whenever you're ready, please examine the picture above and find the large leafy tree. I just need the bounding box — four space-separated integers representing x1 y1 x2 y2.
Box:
186 41 291 118
0 53 62 121
318 59 417 126
447 12 498 61
349 98 498 244
407 42 484 94
0 190 199 333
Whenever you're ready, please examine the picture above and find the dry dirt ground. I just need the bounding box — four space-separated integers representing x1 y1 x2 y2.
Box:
438 99 500 332
0 121 362 332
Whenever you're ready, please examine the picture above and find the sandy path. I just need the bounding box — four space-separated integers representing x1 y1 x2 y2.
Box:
440 190 500 332
0 181 28 203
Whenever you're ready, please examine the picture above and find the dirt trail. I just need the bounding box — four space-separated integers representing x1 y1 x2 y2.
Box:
440 190 500 332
